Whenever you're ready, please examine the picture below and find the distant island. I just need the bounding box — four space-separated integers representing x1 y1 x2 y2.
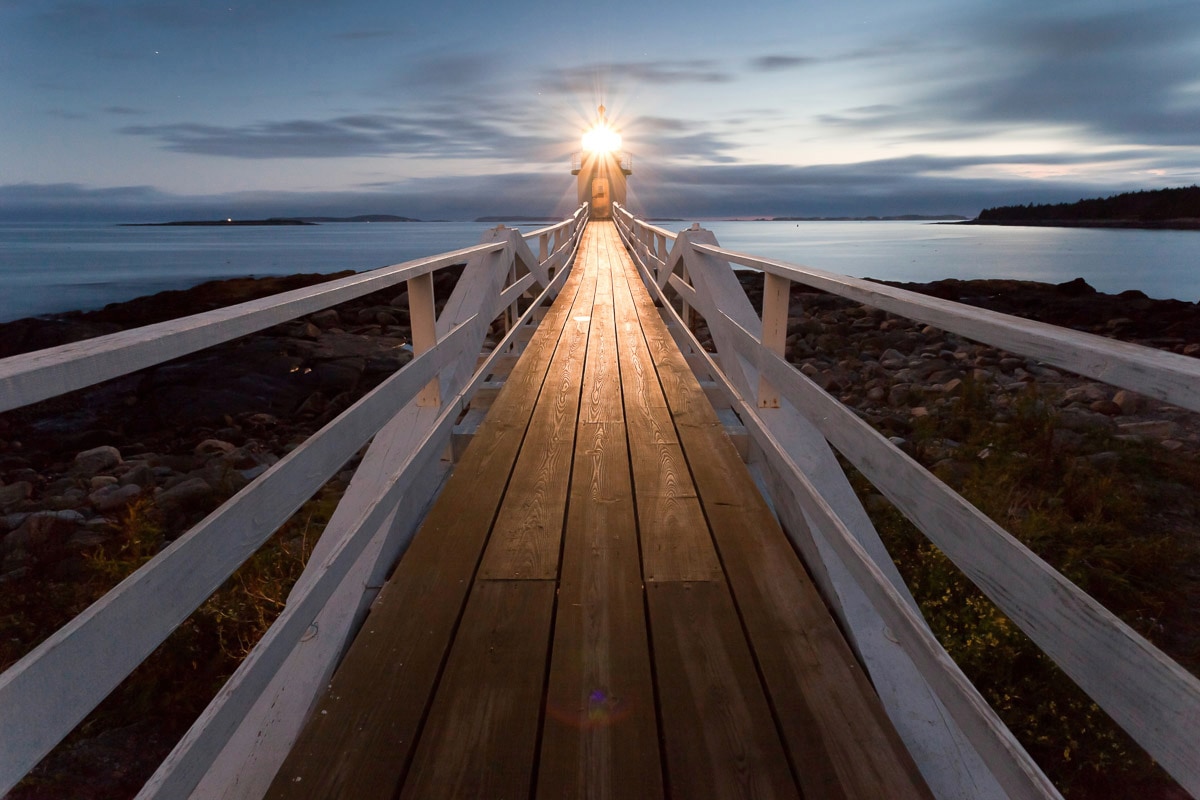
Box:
964 186 1200 229
474 215 559 223
765 214 968 222
122 214 421 227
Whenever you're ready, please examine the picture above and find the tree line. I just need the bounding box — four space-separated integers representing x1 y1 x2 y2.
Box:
977 185 1200 222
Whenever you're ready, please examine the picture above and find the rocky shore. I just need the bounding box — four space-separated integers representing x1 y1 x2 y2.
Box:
1 269 1198 798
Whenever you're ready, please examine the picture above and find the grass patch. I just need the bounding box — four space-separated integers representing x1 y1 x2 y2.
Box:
851 381 1200 798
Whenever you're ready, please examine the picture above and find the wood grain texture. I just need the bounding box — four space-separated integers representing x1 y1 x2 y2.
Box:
265 234 592 800
478 231 599 580
619 236 932 798
538 421 663 799
264 417 532 799
736 319 1200 796
647 582 800 800
400 580 557 800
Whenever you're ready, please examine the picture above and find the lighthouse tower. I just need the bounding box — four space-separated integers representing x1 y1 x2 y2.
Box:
571 105 632 220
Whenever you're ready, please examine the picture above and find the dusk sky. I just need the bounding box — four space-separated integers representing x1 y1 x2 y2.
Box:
4 0 1200 221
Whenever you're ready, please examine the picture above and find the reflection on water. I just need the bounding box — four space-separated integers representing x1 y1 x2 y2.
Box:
1 220 1196 322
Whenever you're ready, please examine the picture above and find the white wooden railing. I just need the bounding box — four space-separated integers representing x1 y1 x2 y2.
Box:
0 207 588 798
614 203 1200 800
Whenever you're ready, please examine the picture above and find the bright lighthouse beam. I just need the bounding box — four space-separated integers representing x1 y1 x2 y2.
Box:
582 123 622 154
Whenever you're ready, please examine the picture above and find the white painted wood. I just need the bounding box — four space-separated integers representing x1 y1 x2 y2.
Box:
748 421 1061 799
692 242 1200 414
138 398 463 800
666 272 699 311
167 219 584 798
0 320 475 797
758 271 790 408
407 272 440 407
494 271 538 319
724 313 1200 796
617 213 1023 799
186 467 448 800
0 243 500 414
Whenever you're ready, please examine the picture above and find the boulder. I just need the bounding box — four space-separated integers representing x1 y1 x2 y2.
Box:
195 439 237 457
155 477 215 514
89 483 142 512
4 510 84 556
0 481 33 511
73 445 122 475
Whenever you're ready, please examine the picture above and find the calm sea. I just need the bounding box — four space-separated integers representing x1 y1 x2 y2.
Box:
0 220 1197 323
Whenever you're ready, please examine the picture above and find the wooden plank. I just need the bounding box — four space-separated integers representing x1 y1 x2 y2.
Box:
264 245 592 799
702 502 931 799
647 582 799 800
399 580 556 800
626 222 1019 797
0 324 475 797
537 422 663 799
736 318 1200 796
604 231 719 585
477 233 598 580
739 413 1062 799
264 417 531 798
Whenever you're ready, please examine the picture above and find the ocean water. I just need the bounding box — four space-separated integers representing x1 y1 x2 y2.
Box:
0 220 1197 323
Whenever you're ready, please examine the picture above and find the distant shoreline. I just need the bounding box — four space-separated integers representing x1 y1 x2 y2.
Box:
122 214 421 227
955 218 1200 231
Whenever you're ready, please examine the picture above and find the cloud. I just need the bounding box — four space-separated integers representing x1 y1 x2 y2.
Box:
539 60 732 94
11 146 1193 224
749 55 817 72
119 110 557 160
103 105 144 115
907 3 1200 146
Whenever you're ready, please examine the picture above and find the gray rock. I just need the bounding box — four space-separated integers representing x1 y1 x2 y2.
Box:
119 463 156 489
309 309 341 328
1112 389 1142 415
195 439 237 457
1061 384 1109 405
1059 408 1118 432
5 510 84 555
88 483 142 512
90 475 119 490
74 445 122 474
0 481 33 511
155 477 215 513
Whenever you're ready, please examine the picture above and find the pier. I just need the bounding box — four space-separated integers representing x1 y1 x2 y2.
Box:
2 200 1200 798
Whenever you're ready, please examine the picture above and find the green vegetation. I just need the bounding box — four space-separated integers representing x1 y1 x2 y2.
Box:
851 380 1200 798
2 483 342 798
977 185 1200 224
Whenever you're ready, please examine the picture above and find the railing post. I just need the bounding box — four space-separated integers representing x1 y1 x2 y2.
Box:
407 272 440 407
758 272 790 408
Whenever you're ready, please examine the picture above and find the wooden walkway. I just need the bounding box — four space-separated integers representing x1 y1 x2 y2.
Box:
266 222 931 799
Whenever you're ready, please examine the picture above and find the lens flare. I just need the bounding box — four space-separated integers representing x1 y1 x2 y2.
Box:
581 123 622 154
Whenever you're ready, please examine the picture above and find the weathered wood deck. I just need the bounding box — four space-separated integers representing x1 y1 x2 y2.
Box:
266 222 931 799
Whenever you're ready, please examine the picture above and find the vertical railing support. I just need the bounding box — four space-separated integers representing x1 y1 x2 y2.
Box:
758 272 790 408
407 272 440 407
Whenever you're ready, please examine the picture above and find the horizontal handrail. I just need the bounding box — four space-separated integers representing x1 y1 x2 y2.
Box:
141 219 585 798
719 310 1200 794
0 318 476 789
0 206 589 796
614 207 1200 796
690 241 1200 414
0 242 503 414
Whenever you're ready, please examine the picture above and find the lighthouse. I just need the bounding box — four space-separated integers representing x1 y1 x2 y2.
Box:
571 105 632 220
